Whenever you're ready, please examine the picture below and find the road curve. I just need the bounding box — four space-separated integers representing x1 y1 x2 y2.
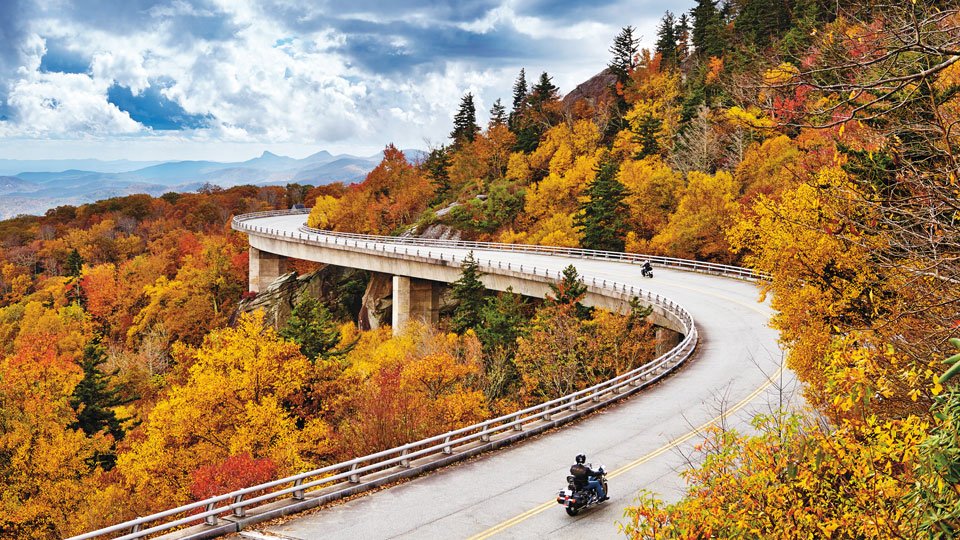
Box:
231 214 795 540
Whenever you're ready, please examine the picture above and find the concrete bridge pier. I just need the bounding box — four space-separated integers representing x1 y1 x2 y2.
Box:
249 247 289 293
655 327 682 357
392 276 440 335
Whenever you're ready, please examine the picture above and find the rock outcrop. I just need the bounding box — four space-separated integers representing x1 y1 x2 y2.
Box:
235 265 368 331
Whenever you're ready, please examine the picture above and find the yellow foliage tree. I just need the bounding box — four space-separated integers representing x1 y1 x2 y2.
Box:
117 312 311 505
0 338 109 540
649 170 739 262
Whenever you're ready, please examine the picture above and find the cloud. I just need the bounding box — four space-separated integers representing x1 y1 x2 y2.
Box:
0 0 694 159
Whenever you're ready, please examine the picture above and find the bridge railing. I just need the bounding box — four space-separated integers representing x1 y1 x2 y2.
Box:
230 209 770 282
72 209 723 540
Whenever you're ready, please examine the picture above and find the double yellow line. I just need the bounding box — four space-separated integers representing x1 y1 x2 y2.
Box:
465 364 785 540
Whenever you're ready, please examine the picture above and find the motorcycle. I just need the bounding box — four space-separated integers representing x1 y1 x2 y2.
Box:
641 264 654 278
556 464 608 516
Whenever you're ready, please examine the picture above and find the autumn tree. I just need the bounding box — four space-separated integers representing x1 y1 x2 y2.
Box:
754 2 960 369
117 313 311 505
575 160 631 252
0 338 109 539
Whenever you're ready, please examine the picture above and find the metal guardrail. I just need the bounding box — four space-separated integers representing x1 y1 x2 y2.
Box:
231 209 770 282
70 207 753 540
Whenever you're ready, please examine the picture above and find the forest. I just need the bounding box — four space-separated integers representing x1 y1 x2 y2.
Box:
1 0 959 538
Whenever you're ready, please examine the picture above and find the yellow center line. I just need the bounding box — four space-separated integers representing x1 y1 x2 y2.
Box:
465 364 785 540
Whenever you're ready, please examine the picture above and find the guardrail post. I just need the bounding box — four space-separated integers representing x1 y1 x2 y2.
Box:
443 436 453 454
293 478 305 500
569 397 578 411
232 494 246 517
204 502 218 525
542 409 552 421
130 521 143 534
349 463 361 483
400 448 411 468
513 421 523 431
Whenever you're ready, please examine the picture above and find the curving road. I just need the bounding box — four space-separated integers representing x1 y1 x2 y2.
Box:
222 214 799 540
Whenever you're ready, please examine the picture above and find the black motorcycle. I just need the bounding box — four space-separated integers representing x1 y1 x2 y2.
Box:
641 264 654 278
556 465 608 516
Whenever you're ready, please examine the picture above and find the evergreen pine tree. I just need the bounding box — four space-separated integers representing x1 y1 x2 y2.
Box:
66 247 85 306
509 68 528 131
450 92 479 149
608 26 639 85
676 13 691 62
476 286 528 356
574 160 632 252
632 113 664 159
489 98 507 128
451 252 486 334
691 0 724 58
70 338 137 469
655 11 679 69
425 145 452 203
528 71 559 111
280 296 348 362
548 264 591 319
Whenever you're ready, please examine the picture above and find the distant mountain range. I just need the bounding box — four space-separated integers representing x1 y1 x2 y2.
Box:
0 149 425 220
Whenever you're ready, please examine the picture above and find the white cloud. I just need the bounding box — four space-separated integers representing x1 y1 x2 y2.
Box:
1 71 141 137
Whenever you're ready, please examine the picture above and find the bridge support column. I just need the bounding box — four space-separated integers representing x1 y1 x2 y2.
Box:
249 247 288 293
655 327 682 357
391 276 440 335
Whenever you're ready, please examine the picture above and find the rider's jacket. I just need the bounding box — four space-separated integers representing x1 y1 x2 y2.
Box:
570 463 599 489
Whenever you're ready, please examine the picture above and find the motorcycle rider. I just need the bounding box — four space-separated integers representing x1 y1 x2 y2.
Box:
641 261 653 277
570 453 607 501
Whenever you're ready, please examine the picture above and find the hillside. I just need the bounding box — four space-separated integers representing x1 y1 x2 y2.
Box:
0 150 385 219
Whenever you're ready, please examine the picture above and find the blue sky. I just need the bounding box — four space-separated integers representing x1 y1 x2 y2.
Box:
0 0 691 162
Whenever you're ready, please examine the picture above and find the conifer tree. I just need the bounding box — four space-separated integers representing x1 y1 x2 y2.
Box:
574 160 631 252
476 286 528 356
676 13 691 62
451 251 486 334
656 11 679 69
489 98 507 128
548 264 591 319
424 145 452 203
450 92 479 149
280 296 346 362
66 247 85 306
509 68 528 130
632 113 664 159
608 26 639 85
528 71 559 111
691 0 724 58
70 338 136 469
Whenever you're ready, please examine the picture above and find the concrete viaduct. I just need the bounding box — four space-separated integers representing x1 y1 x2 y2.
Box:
70 210 791 540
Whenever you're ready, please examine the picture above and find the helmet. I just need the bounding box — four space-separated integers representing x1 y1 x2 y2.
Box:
575 453 586 464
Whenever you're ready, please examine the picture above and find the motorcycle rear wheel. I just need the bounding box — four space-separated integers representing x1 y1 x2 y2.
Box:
565 506 579 516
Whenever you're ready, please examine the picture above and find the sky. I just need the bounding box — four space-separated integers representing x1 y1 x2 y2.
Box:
0 0 692 162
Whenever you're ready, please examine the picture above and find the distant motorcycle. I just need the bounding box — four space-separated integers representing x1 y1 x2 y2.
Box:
556 464 608 516
641 263 654 278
